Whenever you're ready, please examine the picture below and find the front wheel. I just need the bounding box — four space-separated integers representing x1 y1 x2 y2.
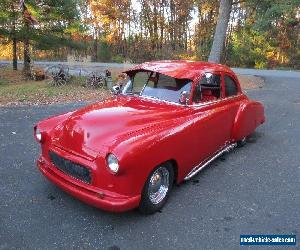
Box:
139 163 174 214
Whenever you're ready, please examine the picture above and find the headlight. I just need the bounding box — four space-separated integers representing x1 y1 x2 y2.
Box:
35 128 42 142
106 153 119 174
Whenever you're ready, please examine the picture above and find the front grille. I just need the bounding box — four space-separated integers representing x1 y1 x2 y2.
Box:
49 151 91 184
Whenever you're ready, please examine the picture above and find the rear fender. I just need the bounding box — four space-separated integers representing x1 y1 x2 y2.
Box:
232 101 265 141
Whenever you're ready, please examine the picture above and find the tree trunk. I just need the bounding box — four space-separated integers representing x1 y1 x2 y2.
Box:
13 37 17 70
93 28 98 62
12 3 17 70
23 18 32 78
23 41 31 75
23 21 31 77
208 0 233 63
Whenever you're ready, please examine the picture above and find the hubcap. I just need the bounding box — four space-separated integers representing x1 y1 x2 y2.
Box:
148 167 169 204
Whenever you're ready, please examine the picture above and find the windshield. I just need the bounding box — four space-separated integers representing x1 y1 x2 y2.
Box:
122 71 192 103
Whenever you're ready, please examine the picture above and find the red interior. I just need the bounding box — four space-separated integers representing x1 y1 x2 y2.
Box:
201 89 217 102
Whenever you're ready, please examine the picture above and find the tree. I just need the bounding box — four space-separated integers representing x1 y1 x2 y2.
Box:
0 1 21 70
1 0 299 69
89 0 131 60
208 0 233 63
0 0 85 75
194 0 219 60
21 1 39 76
225 0 300 68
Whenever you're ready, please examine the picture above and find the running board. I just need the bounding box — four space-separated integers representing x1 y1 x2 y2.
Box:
184 143 237 180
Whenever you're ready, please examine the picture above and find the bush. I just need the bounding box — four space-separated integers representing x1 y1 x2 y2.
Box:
34 67 46 80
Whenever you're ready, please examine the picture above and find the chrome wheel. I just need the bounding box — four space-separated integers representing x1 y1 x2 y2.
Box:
148 167 170 205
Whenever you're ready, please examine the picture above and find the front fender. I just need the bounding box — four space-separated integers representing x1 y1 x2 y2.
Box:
105 118 192 196
34 111 74 145
35 111 74 133
232 100 265 141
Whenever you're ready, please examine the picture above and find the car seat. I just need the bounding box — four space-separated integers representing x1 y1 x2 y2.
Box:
202 89 217 102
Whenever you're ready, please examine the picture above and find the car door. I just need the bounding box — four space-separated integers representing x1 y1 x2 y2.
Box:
188 71 231 166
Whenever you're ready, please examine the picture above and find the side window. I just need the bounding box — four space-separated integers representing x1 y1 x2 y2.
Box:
193 73 221 103
224 75 238 97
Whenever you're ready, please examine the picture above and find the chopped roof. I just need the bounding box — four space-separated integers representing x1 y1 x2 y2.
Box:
124 60 235 80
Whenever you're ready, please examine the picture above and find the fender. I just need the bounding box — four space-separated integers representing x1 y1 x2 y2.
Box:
109 118 191 195
232 100 265 141
36 111 74 133
34 111 74 145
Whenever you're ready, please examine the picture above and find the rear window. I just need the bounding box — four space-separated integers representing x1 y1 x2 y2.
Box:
224 75 238 96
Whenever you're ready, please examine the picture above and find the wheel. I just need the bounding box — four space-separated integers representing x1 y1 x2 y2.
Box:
237 136 247 147
94 76 105 88
85 72 96 88
139 163 174 214
48 74 59 86
85 72 105 88
46 65 69 87
56 78 66 87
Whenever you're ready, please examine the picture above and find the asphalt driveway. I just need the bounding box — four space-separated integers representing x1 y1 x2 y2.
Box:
0 72 299 249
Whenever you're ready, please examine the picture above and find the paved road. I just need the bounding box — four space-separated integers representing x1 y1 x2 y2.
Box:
0 72 299 249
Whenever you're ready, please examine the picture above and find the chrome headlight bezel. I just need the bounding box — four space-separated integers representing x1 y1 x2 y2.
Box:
106 153 119 174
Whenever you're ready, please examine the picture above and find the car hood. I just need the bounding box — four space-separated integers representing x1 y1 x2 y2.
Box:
51 95 186 159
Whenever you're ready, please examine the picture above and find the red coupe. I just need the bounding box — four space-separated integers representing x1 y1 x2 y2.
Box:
34 60 265 214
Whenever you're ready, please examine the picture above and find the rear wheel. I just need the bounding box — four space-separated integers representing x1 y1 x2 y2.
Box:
139 163 174 214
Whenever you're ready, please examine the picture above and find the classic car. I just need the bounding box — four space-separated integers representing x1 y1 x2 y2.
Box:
34 60 265 214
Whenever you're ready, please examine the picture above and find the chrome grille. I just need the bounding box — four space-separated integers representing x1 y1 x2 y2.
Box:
49 151 91 184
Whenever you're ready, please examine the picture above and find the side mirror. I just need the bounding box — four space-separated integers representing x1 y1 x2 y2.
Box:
179 91 189 105
111 85 121 95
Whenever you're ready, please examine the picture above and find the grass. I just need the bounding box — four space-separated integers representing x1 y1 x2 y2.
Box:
0 67 110 106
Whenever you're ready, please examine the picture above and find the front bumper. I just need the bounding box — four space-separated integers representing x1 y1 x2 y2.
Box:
37 156 140 212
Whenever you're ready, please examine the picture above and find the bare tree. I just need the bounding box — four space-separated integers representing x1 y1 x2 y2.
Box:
208 0 233 63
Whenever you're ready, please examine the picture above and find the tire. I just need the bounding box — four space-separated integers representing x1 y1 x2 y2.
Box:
139 163 174 214
237 136 247 147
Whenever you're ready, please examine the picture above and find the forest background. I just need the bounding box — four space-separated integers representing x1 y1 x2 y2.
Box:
0 0 299 71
